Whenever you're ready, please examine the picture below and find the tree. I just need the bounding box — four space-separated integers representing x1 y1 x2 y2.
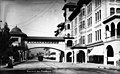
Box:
0 22 11 59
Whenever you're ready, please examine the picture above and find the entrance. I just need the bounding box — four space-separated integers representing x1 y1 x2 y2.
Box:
77 50 85 63
106 45 114 65
66 52 72 62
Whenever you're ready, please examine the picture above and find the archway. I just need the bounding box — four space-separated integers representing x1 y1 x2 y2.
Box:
59 51 64 62
111 23 115 37
29 47 64 62
66 52 72 62
106 45 114 65
117 22 120 37
77 50 85 63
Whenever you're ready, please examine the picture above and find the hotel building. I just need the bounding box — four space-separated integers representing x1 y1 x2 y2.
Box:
54 0 120 66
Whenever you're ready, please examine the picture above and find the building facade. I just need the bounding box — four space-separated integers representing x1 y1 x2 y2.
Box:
68 0 120 66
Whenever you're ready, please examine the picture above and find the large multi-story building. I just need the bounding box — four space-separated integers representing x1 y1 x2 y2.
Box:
68 0 120 66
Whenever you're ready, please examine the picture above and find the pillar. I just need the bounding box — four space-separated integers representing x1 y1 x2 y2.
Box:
85 50 87 63
104 49 107 65
72 50 74 63
74 50 77 63
115 29 117 39
64 52 67 63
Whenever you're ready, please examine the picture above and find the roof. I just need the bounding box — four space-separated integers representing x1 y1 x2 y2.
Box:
71 44 87 49
68 6 80 21
62 2 77 10
69 0 92 21
77 0 92 5
10 26 27 37
103 15 120 24
26 36 65 42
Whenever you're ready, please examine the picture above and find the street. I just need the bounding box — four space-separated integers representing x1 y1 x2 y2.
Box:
0 58 120 74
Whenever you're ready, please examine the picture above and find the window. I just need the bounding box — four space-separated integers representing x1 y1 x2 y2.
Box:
82 8 86 16
67 33 70 37
67 24 70 29
95 0 101 7
75 28 77 35
83 21 85 29
88 33 92 43
99 29 101 40
71 22 73 29
83 36 85 44
79 38 82 45
87 3 92 14
110 8 115 15
71 31 73 36
67 40 73 47
116 8 120 13
95 10 101 23
79 36 85 45
99 10 101 21
87 17 92 27
75 18 77 27
95 29 101 41
79 25 82 32
79 20 85 31
79 13 82 21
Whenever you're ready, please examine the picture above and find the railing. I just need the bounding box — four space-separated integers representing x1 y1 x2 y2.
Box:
105 35 120 42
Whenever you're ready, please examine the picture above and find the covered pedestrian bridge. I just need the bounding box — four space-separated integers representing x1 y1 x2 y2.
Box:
25 36 66 62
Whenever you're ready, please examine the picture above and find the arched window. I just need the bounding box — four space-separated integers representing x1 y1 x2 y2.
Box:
67 24 70 29
67 40 73 47
106 25 110 38
117 22 120 36
110 8 115 15
67 33 70 37
106 25 109 31
111 23 115 37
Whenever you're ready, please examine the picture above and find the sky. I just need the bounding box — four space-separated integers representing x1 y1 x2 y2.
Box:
2 0 79 37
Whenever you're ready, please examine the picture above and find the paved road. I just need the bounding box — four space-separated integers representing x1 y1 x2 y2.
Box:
0 58 120 74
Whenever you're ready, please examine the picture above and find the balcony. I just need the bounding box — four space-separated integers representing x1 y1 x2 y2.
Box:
105 35 120 43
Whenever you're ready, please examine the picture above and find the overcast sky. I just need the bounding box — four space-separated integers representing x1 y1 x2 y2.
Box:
2 0 79 37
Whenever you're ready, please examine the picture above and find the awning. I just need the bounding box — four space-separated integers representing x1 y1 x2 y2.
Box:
88 45 104 56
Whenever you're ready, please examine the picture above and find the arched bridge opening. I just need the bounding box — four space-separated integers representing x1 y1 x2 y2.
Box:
28 47 64 62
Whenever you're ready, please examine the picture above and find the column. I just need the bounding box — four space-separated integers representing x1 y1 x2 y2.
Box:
72 50 74 63
115 29 117 39
85 50 87 63
114 59 117 66
104 50 107 65
64 52 67 63
74 50 77 64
